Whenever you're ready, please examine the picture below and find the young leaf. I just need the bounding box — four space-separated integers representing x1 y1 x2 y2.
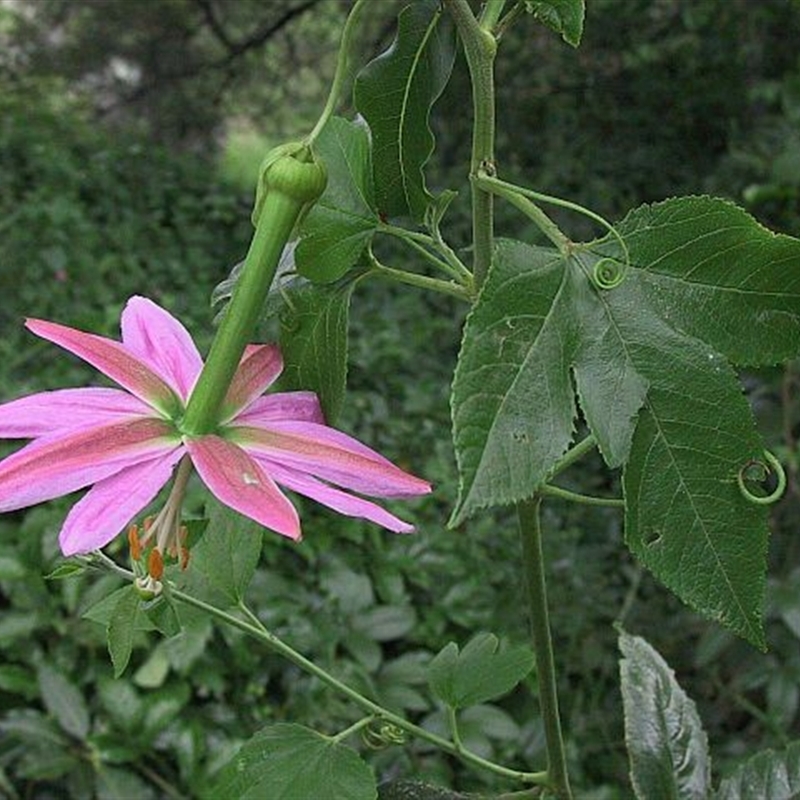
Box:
296 117 378 283
716 740 800 800
206 723 376 800
354 0 455 221
187 497 263 606
524 0 586 47
619 630 710 800
428 632 534 709
279 278 355 424
37 663 91 740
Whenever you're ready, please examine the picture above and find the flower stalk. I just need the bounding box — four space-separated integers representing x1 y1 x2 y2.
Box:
182 151 326 436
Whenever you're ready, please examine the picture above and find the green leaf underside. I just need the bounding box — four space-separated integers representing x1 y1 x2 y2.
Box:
452 194 800 643
296 117 378 283
187 498 262 606
279 278 355 424
108 586 143 678
353 0 455 221
207 723 376 800
524 0 586 47
716 740 800 800
619 631 710 800
429 633 534 709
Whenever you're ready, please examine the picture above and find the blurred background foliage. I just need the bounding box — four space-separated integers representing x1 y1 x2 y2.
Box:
0 0 799 797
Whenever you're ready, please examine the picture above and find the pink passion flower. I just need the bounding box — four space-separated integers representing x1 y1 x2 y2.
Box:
0 296 431 557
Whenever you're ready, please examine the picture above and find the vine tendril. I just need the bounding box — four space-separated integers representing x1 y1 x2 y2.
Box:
737 450 787 505
591 257 627 289
361 722 407 749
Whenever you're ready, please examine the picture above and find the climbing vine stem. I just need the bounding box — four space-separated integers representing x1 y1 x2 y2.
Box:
518 497 573 799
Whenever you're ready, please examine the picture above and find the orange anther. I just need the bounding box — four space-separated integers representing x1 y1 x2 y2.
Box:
148 548 164 581
128 524 141 561
143 516 154 532
180 546 190 571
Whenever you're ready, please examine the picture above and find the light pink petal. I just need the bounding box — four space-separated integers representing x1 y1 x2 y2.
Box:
25 318 180 414
260 460 415 533
234 391 325 425
185 435 300 540
0 388 152 438
220 344 283 422
0 418 180 512
121 296 204 401
230 421 432 497
59 449 185 555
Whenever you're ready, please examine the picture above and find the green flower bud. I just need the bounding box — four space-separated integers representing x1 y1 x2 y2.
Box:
252 143 327 225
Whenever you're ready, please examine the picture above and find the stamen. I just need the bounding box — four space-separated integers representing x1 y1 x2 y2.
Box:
148 548 164 581
128 524 141 561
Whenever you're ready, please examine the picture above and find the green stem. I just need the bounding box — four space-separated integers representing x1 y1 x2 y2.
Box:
473 172 570 253
518 497 572 799
172 592 546 786
444 0 497 290
479 0 509 30
381 223 473 283
539 483 624 508
368 253 472 302
548 434 598 479
329 716 374 745
479 173 631 266
181 189 304 435
305 0 370 146
89 558 547 785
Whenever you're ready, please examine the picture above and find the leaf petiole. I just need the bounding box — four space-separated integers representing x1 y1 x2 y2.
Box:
539 484 624 508
367 250 473 301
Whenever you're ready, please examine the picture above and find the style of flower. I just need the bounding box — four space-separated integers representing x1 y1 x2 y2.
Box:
0 296 431 557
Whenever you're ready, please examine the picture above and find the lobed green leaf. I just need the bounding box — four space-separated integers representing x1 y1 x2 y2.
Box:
451 191 800 642
206 723 376 800
428 632 534 709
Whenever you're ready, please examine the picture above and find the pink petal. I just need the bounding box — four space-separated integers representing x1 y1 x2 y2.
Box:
233 391 325 426
230 421 432 498
0 388 151 438
25 318 180 414
0 418 180 512
185 435 300 540
59 449 184 555
261 460 416 533
121 296 204 401
219 344 283 422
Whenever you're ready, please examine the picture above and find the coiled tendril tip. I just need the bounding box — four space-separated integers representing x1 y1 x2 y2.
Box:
737 450 786 506
592 257 627 290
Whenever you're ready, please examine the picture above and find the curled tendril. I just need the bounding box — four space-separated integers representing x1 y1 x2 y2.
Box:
592 257 627 290
737 450 787 506
361 722 407 750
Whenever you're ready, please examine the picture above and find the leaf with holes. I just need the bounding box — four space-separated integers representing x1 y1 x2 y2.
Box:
452 196 800 645
354 0 455 220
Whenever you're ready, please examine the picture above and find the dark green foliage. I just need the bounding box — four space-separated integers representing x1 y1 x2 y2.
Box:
2 1 800 799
